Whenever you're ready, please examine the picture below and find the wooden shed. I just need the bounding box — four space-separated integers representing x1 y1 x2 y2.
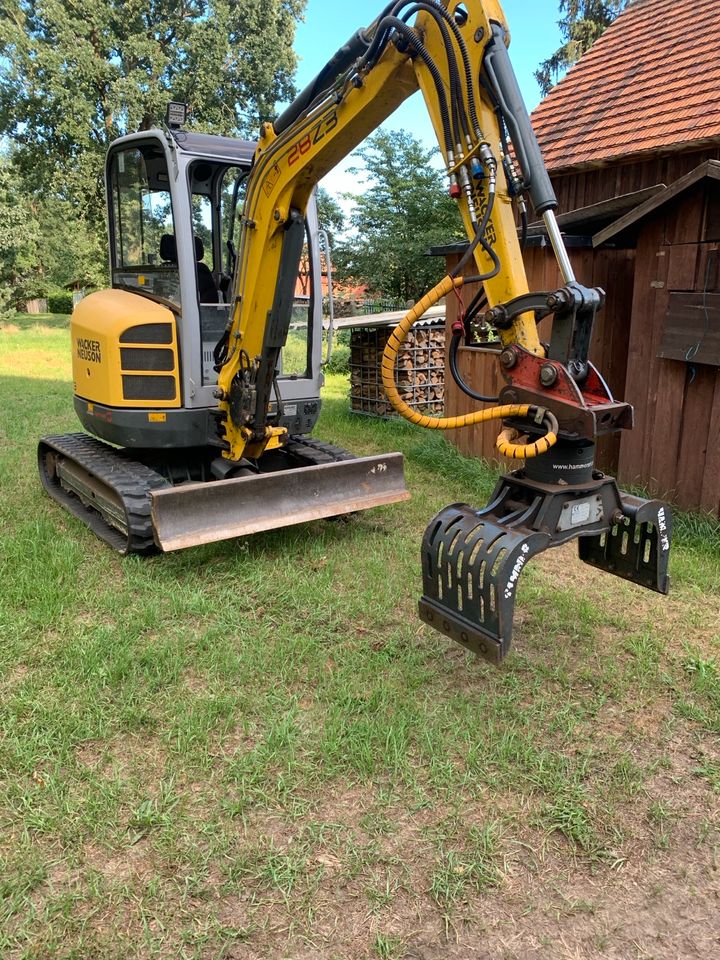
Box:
443 0 720 516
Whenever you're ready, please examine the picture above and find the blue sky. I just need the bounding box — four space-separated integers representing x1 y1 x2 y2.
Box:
287 0 563 201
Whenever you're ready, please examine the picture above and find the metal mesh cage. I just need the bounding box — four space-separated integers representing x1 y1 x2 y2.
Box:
349 320 445 418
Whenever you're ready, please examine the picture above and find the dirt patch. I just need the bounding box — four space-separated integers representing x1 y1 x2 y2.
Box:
531 541 718 651
0 663 29 690
192 727 720 960
84 839 156 884
75 733 167 779
212 813 720 960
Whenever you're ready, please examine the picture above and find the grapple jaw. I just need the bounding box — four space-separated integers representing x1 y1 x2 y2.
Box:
419 472 672 664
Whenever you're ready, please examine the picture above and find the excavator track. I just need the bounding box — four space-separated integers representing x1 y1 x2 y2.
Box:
38 433 172 554
283 435 355 464
38 432 383 555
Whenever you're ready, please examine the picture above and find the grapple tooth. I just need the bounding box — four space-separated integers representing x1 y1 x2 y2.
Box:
578 494 671 594
419 503 550 663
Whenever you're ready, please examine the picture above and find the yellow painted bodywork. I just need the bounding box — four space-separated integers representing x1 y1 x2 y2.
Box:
217 0 542 462
72 288 180 409
416 1 538 348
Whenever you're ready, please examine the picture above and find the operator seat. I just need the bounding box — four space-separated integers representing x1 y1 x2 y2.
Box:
159 233 177 263
159 233 219 303
194 236 219 304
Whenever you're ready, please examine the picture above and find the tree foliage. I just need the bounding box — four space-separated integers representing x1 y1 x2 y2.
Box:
0 0 305 309
0 0 304 225
535 1 630 96
0 157 106 318
0 162 38 318
315 187 345 252
333 130 464 303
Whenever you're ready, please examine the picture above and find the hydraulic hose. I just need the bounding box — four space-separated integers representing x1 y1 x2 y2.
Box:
399 2 469 146
380 276 558 460
496 413 558 459
359 16 454 154
451 181 498 280
448 331 499 403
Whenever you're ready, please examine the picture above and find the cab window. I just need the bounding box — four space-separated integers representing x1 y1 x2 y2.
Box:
108 143 180 305
280 223 313 379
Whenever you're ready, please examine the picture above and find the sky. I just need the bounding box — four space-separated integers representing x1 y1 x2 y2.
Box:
285 0 563 205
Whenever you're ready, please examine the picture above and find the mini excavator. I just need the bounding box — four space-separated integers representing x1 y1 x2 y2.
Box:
39 0 672 662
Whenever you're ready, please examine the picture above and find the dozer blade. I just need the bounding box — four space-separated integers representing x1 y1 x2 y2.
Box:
418 473 672 664
150 452 410 551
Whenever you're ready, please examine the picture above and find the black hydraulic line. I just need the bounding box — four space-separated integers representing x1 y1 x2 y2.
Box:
520 209 528 250
399 3 469 145
449 332 499 402
463 230 501 282
399 0 482 137
451 182 498 280
464 285 488 325
275 30 370 134
365 16 455 152
483 24 557 215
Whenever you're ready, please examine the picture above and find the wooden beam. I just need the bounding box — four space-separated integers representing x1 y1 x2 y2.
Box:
593 160 720 248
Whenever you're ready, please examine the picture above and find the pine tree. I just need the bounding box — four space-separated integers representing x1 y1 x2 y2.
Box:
535 1 631 96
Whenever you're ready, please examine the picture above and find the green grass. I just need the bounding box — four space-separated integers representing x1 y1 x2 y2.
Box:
1 317 719 958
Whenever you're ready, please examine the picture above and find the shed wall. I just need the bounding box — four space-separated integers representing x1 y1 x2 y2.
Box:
617 186 720 515
444 178 720 517
551 148 720 212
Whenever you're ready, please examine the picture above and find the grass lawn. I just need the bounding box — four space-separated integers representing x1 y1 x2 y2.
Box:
1 315 719 959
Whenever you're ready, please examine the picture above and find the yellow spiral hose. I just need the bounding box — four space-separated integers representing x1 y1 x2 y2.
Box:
496 426 557 460
380 274 558 458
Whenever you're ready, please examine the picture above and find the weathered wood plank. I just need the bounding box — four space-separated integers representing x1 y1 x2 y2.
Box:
666 241 700 291
593 161 718 248
659 292 720 367
647 359 685 501
676 365 717 511
700 375 720 514
618 221 669 484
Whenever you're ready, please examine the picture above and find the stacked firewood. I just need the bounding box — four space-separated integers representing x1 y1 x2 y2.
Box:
349 322 445 418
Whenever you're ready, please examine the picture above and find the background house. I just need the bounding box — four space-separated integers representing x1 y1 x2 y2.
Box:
443 0 720 515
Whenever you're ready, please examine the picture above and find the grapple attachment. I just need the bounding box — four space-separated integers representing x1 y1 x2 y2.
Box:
419 472 671 663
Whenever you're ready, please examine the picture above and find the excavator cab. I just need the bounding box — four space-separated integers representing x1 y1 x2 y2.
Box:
74 129 328 445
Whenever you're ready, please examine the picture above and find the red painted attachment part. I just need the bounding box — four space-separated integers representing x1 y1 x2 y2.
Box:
498 345 633 440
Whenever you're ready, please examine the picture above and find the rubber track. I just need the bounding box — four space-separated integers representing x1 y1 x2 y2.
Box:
38 433 171 555
284 435 355 464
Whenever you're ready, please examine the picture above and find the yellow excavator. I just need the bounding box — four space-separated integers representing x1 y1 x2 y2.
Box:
38 0 671 662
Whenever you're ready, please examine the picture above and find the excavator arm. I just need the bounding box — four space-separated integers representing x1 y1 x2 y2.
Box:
215 0 543 462
213 0 672 661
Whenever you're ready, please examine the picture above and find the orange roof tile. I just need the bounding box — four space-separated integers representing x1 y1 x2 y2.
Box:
530 0 720 171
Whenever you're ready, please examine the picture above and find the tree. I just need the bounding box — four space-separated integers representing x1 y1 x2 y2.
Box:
0 155 107 317
535 1 630 96
0 160 40 318
315 187 345 251
0 0 305 228
334 130 464 303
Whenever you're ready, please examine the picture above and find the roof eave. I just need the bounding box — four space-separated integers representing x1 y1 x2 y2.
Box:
593 159 720 247
543 136 720 177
